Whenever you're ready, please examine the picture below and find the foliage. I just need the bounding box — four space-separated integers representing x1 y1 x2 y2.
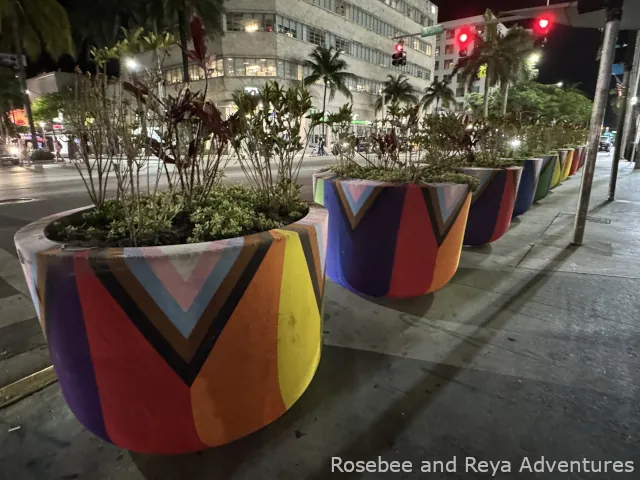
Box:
421 80 456 114
231 81 317 217
374 74 418 113
49 184 305 247
30 149 55 161
31 93 64 123
327 104 357 167
303 46 356 106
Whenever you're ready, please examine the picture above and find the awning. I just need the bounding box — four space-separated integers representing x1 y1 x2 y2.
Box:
500 1 640 30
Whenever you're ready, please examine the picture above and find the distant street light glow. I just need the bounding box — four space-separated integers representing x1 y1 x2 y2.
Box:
125 58 138 71
510 138 522 149
556 82 564 88
528 52 541 64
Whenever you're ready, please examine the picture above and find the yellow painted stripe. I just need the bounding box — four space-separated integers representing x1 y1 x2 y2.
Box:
274 230 322 409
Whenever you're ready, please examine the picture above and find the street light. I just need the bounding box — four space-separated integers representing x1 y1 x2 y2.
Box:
125 58 138 71
528 52 541 65
556 82 564 88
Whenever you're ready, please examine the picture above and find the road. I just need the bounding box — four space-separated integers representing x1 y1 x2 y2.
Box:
0 156 338 388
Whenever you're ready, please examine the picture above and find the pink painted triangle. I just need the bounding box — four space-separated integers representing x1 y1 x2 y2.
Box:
142 240 231 311
344 182 370 204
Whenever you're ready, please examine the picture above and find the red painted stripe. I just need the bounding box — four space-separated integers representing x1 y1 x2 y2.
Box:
74 251 207 454
490 172 517 243
388 185 437 298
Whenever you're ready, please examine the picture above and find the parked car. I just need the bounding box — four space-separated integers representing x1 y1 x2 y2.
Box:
599 136 612 153
0 143 20 165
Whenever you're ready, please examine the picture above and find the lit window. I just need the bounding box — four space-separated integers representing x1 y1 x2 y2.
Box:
446 29 455 39
445 44 454 55
444 59 454 69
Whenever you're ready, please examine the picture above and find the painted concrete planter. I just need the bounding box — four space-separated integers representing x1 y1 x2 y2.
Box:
534 154 559 202
569 147 582 176
551 151 564 189
579 145 588 169
459 166 523 246
313 173 471 298
560 148 574 182
513 158 543 217
14 206 328 454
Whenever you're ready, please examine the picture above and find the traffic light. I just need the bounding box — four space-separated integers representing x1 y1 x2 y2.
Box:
392 41 407 66
533 14 553 47
456 27 473 57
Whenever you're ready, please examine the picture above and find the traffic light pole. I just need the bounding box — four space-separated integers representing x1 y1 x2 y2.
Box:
620 33 640 160
572 3 622 245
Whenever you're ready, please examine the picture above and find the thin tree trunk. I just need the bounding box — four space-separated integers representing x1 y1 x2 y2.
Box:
435 98 439 116
501 82 510 116
178 7 190 84
483 73 490 118
11 11 37 150
321 80 328 141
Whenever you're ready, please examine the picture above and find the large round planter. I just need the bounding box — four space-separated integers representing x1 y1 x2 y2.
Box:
551 151 564 189
314 174 471 298
14 206 328 454
578 145 588 169
559 148 574 182
460 166 523 246
512 158 543 217
569 147 582 176
534 154 559 202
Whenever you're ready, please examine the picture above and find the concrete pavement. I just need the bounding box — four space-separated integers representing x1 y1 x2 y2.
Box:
1 155 640 479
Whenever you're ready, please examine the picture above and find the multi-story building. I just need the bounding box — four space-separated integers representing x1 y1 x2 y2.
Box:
433 15 507 112
135 0 438 146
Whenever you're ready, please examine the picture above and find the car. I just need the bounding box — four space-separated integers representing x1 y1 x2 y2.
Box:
599 136 612 153
0 143 20 165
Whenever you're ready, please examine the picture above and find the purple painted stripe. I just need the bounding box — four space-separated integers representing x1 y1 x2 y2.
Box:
44 254 110 442
464 171 506 246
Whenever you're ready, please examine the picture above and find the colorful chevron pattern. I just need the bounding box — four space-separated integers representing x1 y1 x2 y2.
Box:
569 147 582 176
534 154 559 202
14 206 328 454
313 174 471 298
513 158 543 217
460 166 523 246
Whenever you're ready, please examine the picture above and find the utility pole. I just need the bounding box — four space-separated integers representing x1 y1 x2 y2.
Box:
620 33 640 159
608 67 630 200
572 1 623 245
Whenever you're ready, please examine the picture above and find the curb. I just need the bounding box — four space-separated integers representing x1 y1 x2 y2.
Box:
0 366 57 410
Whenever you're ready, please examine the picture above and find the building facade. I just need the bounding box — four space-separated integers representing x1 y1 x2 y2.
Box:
433 15 507 112
135 0 438 145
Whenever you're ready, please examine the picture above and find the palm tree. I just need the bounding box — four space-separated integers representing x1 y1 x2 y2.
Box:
497 27 536 115
128 0 225 83
421 79 456 115
374 74 418 113
0 0 72 149
453 12 534 118
303 45 356 138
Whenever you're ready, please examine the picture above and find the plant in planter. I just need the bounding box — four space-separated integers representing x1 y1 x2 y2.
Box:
315 109 478 298
457 116 524 245
14 19 328 455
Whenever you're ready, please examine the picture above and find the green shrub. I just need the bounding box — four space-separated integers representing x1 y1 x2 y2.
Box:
30 149 55 161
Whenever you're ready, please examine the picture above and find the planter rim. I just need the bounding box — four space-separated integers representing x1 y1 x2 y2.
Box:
316 174 472 190
15 203 327 257
459 166 523 172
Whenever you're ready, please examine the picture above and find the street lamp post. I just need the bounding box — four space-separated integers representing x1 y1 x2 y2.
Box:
572 2 623 246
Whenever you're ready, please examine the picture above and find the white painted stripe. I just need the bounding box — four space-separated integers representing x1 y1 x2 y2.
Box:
0 248 29 297
0 294 36 329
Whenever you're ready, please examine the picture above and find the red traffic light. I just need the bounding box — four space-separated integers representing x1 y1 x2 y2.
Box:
459 33 469 43
534 14 553 35
395 42 404 53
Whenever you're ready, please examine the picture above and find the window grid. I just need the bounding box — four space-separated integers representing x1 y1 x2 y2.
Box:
307 26 325 46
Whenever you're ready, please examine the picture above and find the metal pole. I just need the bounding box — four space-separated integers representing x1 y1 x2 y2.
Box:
620 33 640 158
632 113 640 165
572 8 621 246
608 68 630 201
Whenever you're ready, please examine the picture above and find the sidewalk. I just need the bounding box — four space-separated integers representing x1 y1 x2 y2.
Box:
1 156 640 479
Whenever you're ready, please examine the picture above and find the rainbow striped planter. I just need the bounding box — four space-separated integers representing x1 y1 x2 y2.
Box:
551 151 563 189
560 148 574 182
569 147 582 176
14 206 328 454
534 154 559 202
314 173 471 298
578 145 588 169
513 158 543 217
460 166 522 246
